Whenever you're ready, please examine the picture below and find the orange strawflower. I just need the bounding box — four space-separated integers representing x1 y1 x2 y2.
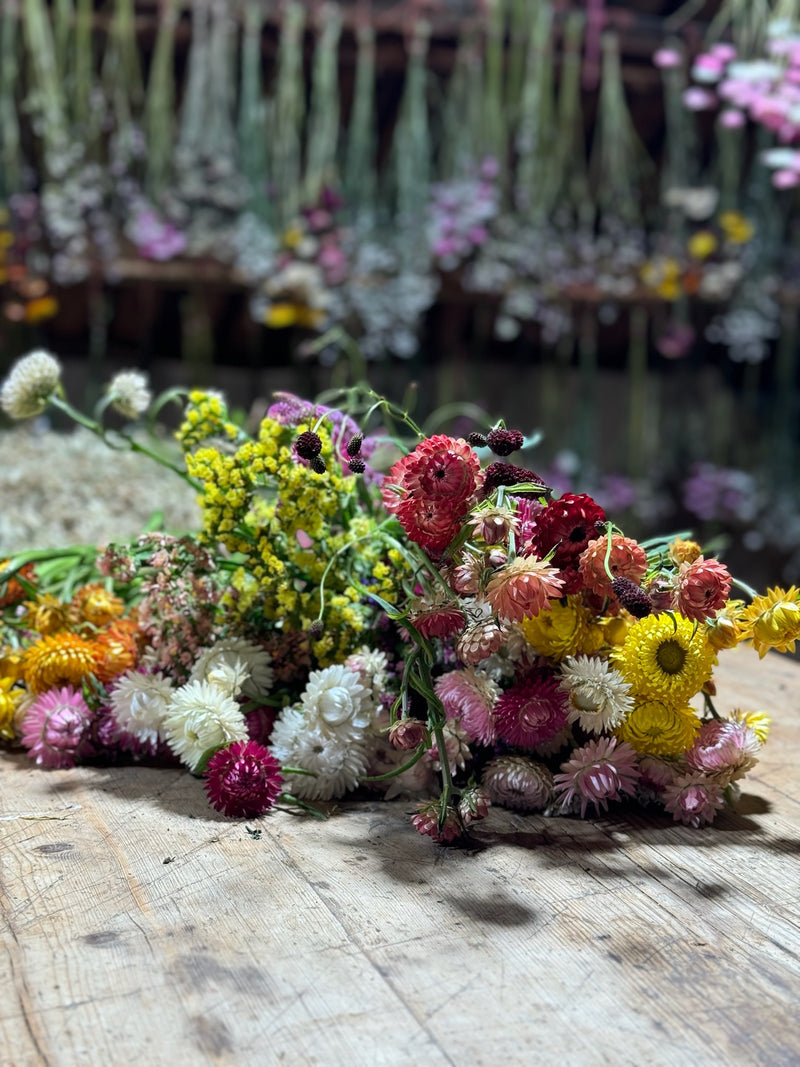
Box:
21 594 73 636
92 619 140 684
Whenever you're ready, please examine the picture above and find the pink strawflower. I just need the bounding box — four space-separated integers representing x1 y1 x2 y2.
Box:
389 717 428 751
675 556 732 621
554 736 640 818
20 686 93 769
662 773 725 826
638 755 677 793
410 800 464 843
686 720 759 783
485 555 564 623
494 673 569 749
579 534 648 599
458 786 491 826
435 667 499 745
456 613 509 665
203 740 283 818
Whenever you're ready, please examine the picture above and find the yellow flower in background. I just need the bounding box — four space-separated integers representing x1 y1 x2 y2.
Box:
21 594 73 636
687 230 718 260
612 612 716 704
281 226 304 249
0 229 13 249
264 302 325 330
719 210 754 244
668 538 703 567
70 583 125 629
739 586 800 657
640 257 683 301
616 698 700 757
521 596 603 661
0 646 23 683
24 296 59 323
731 708 771 744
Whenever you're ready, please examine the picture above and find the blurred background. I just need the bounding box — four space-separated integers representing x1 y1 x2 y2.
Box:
1 0 799 586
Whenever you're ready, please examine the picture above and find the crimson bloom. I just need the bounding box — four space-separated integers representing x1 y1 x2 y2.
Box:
204 740 283 818
524 493 607 592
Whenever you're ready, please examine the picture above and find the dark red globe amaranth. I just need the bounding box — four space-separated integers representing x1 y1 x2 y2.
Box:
611 576 653 618
204 740 283 818
487 428 524 456
294 430 323 459
483 462 550 498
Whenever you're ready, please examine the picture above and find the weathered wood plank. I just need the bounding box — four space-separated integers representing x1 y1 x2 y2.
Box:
1 646 799 1066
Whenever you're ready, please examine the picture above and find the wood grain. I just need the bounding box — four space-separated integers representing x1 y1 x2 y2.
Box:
1 645 799 1066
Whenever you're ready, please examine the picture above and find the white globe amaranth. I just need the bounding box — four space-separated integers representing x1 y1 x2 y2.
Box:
1 350 62 419
107 370 152 419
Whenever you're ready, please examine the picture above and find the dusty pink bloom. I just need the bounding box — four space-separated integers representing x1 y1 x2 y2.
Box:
653 48 682 69
662 773 725 826
554 737 640 818
429 718 471 776
407 593 466 639
494 673 568 749
435 667 499 745
204 740 283 818
482 755 555 811
458 786 491 826
638 755 678 793
20 686 93 769
579 534 647 599
447 553 484 595
675 556 732 621
456 613 509 665
389 717 428 751
686 720 759 782
411 800 463 843
469 506 520 546
485 555 564 623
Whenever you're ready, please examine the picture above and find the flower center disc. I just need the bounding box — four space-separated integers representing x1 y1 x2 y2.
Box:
656 639 686 675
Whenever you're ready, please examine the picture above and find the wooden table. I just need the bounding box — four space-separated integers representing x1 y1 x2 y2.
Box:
2 646 799 1067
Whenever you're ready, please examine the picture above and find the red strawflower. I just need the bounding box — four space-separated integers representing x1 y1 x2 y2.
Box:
383 434 482 510
525 493 607 569
204 740 283 818
494 673 569 749
395 497 462 553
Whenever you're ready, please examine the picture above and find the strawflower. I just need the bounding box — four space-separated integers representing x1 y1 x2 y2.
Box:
612 613 716 705
435 667 499 745
411 800 464 843
674 557 732 622
554 737 640 817
616 699 700 758
494 672 568 749
22 632 100 694
270 705 370 801
559 655 634 733
579 534 647 600
521 596 604 661
162 681 249 771
485 555 564 623
662 773 725 827
204 740 283 818
739 586 800 657
686 719 760 783
482 755 555 811
20 686 92 769
108 668 175 752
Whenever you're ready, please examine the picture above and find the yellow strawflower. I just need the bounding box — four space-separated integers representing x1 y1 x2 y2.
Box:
0 677 24 740
612 612 716 704
616 699 700 758
739 587 800 658
520 596 603 662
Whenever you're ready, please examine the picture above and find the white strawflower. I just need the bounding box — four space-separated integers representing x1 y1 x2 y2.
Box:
559 655 635 733
1 349 62 419
109 669 175 748
270 706 369 801
344 647 389 706
162 680 248 771
107 370 152 419
300 664 371 734
190 637 274 697
204 657 250 700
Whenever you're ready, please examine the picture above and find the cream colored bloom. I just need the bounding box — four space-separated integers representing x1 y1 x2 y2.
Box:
107 370 152 419
1 350 62 419
163 680 248 771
